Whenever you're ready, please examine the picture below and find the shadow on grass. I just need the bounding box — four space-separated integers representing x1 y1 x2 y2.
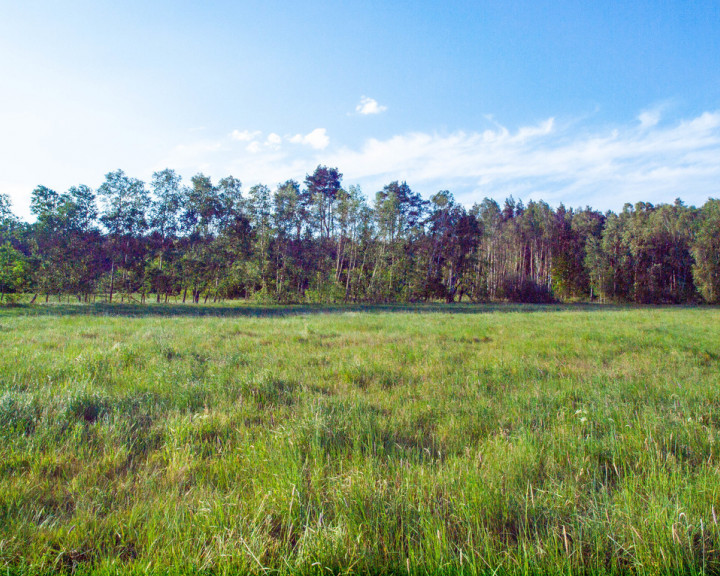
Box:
0 300 688 318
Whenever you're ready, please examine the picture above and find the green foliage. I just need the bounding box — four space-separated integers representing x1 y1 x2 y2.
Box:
0 242 30 301
97 170 149 237
0 194 21 244
693 198 720 303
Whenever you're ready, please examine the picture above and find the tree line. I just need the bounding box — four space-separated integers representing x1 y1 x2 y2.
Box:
1 165 719 305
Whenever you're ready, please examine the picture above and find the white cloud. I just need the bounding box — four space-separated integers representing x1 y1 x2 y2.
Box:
637 103 674 130
230 131 284 151
246 141 262 153
289 128 329 150
638 110 661 129
305 128 329 150
230 129 261 141
355 96 387 115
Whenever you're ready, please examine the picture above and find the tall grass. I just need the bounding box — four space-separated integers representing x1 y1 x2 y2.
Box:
0 304 719 574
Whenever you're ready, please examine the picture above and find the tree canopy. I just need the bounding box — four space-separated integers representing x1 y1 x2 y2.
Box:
2 166 719 304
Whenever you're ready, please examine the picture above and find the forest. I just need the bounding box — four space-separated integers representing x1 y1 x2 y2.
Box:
1 165 719 305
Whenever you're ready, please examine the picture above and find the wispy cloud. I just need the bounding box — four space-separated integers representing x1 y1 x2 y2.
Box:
160 111 720 211
326 112 720 209
355 96 387 115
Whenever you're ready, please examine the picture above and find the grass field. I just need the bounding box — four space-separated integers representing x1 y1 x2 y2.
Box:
1 303 719 575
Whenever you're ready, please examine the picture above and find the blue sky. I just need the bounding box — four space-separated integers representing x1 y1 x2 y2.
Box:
1 0 719 219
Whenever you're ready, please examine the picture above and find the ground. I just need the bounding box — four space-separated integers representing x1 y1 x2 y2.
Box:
0 303 719 574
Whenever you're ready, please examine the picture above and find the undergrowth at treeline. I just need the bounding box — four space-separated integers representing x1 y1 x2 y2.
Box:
0 303 719 575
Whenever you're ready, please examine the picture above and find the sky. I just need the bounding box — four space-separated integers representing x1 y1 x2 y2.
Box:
1 0 719 220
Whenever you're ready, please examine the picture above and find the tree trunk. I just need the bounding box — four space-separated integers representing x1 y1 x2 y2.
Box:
109 261 115 303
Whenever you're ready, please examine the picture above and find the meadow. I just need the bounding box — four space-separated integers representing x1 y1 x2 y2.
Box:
0 303 719 575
